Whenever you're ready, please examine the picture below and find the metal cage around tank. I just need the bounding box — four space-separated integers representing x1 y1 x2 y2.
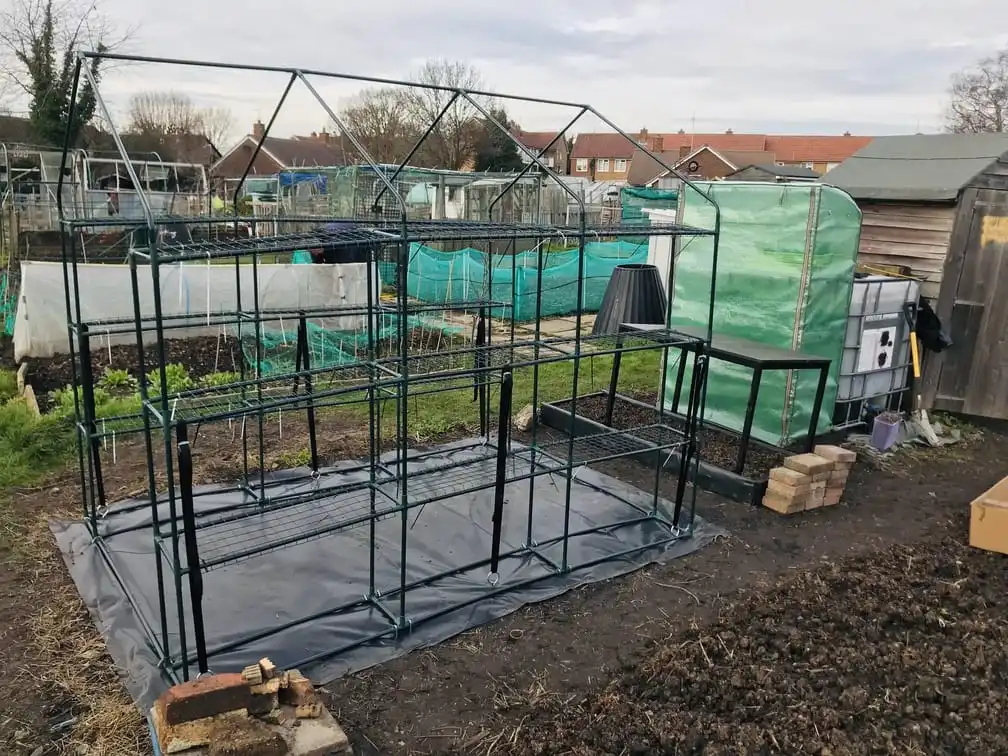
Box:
55 51 722 688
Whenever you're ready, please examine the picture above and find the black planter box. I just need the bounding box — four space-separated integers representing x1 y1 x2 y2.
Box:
539 392 772 506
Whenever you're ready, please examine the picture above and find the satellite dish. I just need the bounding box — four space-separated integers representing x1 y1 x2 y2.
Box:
687 160 699 173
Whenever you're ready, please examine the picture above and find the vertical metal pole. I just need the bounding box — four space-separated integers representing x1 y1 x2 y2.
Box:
489 370 514 578
366 244 378 599
77 325 105 531
176 421 208 675
807 365 829 452
560 219 587 573
130 252 172 669
672 347 705 527
736 368 763 474
252 253 266 497
525 235 547 548
298 314 319 470
604 332 623 426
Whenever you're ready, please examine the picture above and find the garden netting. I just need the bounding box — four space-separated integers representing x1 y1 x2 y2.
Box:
662 182 861 446
385 240 648 321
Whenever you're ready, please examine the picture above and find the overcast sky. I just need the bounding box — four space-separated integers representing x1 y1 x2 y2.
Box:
22 0 1008 143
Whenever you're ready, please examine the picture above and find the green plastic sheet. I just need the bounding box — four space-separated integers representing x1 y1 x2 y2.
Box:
665 182 861 446
390 240 647 321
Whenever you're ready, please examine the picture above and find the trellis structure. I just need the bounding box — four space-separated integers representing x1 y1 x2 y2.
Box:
57 51 721 687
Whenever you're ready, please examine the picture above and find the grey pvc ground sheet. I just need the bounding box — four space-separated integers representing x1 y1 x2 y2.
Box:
53 438 723 710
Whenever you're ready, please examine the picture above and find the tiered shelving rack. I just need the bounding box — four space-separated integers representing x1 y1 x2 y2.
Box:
57 52 721 685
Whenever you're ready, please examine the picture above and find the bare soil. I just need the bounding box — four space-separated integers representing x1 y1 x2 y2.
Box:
1 392 1006 754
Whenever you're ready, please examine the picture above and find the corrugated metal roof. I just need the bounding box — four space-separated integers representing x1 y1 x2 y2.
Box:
823 134 1008 202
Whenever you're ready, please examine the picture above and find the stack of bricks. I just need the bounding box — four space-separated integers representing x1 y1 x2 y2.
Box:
150 657 350 755
762 444 857 514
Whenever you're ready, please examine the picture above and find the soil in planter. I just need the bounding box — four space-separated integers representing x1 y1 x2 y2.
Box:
20 337 244 411
560 393 796 479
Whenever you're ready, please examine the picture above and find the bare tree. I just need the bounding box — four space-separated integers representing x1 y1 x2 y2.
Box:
338 86 417 164
0 0 131 146
199 106 235 152
127 91 203 135
946 49 1008 134
402 59 494 170
127 91 235 151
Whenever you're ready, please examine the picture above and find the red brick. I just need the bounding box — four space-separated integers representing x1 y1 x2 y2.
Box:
768 467 811 490
766 479 806 502
813 444 856 464
763 494 804 514
783 453 832 476
279 670 316 707
157 673 252 726
805 482 827 510
258 657 278 680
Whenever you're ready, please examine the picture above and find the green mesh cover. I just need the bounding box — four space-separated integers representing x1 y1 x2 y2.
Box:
666 182 861 446
395 240 647 320
621 186 678 243
0 273 15 336
247 312 465 377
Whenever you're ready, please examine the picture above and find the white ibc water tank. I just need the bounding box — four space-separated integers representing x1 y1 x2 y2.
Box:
835 274 920 427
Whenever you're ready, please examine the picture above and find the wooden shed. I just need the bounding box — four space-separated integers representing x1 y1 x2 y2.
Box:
825 134 1008 419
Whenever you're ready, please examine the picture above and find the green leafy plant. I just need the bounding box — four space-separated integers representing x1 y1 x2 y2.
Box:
0 369 19 403
146 363 194 397
99 368 137 393
198 371 241 388
49 384 112 418
276 447 312 468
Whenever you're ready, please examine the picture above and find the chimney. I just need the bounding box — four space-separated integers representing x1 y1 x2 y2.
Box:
677 128 686 135
639 127 648 138
653 135 664 151
843 130 851 136
252 120 265 141
725 128 733 134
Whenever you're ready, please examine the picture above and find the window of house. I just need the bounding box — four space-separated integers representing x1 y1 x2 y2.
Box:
575 158 588 172
614 159 627 172
597 158 610 172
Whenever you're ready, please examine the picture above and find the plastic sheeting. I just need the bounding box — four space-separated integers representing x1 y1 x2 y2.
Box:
392 240 648 320
649 182 861 445
13 261 382 361
52 438 723 710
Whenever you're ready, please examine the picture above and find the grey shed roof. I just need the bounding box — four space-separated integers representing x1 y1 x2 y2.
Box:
730 163 819 179
823 133 1008 202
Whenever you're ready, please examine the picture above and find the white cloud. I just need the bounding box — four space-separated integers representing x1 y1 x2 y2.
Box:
13 0 1008 145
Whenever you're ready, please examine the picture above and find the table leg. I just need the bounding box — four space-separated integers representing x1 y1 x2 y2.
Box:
736 368 763 474
671 348 688 414
807 365 829 452
604 333 624 426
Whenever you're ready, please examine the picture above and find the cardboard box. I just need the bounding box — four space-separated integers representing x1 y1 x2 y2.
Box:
970 475 1008 555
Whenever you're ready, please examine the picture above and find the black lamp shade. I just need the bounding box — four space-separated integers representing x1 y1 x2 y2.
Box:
592 264 668 336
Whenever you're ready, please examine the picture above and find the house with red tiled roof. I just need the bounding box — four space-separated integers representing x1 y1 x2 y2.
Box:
512 130 570 173
211 121 352 180
572 128 873 184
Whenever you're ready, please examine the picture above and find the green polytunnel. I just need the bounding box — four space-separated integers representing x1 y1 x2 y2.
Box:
659 181 862 446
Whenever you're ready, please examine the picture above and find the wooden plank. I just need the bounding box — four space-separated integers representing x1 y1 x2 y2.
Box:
920 188 980 408
963 198 1008 418
936 301 985 402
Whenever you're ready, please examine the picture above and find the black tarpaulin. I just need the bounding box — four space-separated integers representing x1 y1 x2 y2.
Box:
53 438 723 710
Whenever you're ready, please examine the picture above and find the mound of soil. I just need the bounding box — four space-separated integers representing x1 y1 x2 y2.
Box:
507 536 1008 756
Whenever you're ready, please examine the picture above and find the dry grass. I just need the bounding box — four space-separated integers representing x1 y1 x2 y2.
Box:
6 505 148 755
